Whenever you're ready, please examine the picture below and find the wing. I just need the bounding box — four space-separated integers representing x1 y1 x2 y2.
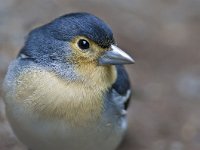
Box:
112 65 132 110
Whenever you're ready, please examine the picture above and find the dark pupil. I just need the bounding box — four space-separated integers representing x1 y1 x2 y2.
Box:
78 39 90 49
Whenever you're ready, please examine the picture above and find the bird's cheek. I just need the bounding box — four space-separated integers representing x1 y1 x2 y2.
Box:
79 51 98 62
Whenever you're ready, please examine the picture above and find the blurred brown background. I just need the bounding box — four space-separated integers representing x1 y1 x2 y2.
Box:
0 0 200 150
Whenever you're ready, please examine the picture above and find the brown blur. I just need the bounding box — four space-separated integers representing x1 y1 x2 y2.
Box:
0 0 200 150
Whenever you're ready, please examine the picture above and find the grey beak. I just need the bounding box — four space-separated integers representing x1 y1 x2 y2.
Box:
98 45 135 65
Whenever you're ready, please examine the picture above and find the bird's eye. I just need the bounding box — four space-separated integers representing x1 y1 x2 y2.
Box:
78 39 90 50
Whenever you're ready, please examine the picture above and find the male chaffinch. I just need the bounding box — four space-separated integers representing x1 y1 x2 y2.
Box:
3 12 134 150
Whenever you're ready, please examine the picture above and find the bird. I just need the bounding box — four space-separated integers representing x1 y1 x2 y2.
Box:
3 12 134 150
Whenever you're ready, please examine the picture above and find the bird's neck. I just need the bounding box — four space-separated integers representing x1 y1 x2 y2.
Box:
75 63 117 89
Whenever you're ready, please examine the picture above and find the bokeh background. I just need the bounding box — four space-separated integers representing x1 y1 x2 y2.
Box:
0 0 200 150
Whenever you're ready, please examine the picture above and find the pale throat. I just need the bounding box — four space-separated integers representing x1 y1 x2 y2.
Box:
16 65 117 126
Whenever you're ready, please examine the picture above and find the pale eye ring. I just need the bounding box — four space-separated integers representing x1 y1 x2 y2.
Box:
77 39 90 50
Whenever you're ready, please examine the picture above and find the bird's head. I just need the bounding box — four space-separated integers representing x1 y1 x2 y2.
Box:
19 12 134 79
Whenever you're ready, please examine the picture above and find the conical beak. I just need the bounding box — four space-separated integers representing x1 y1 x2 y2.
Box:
98 45 135 65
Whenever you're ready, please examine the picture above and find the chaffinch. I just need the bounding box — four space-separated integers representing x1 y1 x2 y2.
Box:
3 12 134 150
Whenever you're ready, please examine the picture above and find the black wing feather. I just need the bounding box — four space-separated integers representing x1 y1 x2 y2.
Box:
112 65 132 110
